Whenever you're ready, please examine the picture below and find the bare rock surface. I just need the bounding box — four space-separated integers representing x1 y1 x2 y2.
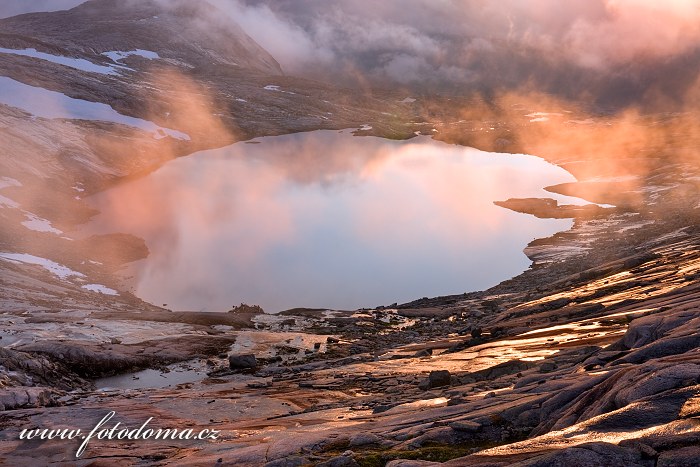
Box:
1 1 700 466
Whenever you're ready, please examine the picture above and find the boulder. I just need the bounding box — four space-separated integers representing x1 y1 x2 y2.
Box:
428 370 451 388
228 354 257 370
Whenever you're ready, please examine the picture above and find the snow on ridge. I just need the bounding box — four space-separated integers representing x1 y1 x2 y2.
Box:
0 47 119 75
0 177 21 190
0 77 190 141
0 195 18 208
81 283 119 295
21 212 62 234
264 84 296 95
0 252 84 279
102 49 160 63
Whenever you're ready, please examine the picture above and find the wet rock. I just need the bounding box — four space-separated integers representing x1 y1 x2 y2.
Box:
228 354 257 370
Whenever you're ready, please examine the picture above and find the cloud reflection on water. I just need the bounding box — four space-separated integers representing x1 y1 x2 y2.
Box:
86 131 575 312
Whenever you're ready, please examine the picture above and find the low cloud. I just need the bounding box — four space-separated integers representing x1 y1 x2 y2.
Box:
196 0 700 106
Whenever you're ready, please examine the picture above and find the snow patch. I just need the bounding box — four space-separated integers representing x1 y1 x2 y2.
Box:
0 253 84 279
0 195 18 208
0 77 190 141
0 177 21 189
0 47 119 75
0 178 20 208
102 49 160 63
82 284 119 295
263 84 295 94
21 213 62 234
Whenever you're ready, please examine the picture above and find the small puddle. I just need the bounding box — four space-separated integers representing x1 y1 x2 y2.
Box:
95 361 206 390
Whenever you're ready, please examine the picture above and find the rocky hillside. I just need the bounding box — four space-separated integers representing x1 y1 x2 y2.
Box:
0 0 282 74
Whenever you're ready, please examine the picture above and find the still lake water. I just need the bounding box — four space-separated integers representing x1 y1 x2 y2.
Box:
86 131 581 312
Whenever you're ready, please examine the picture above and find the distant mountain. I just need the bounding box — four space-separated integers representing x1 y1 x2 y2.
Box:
0 0 282 75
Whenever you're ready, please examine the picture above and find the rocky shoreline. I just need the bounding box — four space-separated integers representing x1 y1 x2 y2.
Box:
2 185 700 465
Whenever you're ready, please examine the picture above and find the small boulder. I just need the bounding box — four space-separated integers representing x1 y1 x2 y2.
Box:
228 354 257 370
428 370 451 388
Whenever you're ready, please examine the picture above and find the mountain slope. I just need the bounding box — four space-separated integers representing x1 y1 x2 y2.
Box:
0 0 282 75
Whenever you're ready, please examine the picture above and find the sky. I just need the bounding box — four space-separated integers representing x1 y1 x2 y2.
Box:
0 0 86 18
